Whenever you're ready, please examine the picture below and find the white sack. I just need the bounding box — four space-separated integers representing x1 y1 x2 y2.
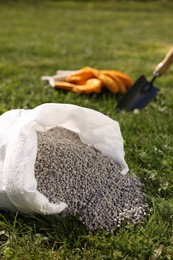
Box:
0 103 128 214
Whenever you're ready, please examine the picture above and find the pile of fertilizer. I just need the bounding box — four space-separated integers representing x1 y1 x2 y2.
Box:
34 126 148 232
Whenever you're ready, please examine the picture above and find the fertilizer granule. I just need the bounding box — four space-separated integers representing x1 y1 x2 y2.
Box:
34 126 148 232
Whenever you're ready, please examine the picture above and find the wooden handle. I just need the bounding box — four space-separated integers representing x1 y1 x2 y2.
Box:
154 47 173 76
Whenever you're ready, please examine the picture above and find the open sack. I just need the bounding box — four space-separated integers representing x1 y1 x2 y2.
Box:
0 103 128 214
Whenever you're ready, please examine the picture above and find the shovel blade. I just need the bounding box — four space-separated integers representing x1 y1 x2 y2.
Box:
117 75 159 111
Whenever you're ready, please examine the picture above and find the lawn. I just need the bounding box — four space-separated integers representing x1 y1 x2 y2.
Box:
0 0 173 259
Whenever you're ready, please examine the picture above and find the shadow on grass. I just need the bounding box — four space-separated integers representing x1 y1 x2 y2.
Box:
0 210 89 250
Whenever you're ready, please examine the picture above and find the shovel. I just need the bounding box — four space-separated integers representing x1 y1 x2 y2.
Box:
117 48 173 111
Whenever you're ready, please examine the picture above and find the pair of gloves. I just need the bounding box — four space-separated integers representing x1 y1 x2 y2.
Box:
41 66 133 94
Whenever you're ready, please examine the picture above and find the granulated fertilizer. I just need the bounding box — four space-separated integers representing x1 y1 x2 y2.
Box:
34 126 148 232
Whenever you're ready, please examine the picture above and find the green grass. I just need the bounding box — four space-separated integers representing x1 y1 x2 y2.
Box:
0 0 173 259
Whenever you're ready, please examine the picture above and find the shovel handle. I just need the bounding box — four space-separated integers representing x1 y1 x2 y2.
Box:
154 47 173 76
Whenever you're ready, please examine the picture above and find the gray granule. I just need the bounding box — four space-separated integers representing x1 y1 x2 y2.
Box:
34 126 148 232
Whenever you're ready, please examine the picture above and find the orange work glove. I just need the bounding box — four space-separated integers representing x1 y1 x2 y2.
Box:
49 67 133 94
